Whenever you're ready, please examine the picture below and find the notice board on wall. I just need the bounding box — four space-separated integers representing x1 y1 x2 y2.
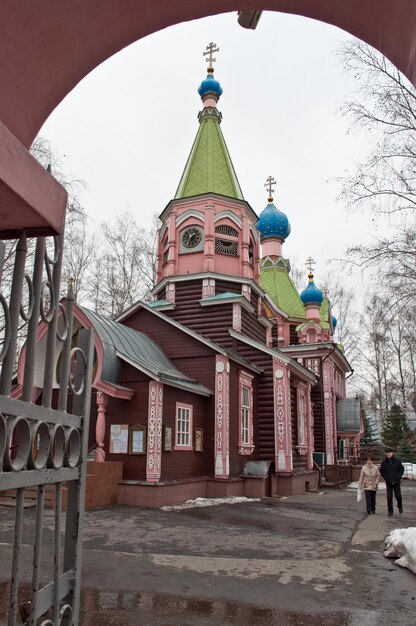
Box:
109 424 129 454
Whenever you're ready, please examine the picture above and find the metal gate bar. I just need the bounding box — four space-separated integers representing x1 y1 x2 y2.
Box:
0 223 94 625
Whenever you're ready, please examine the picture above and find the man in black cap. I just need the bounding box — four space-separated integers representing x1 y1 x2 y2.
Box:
379 447 405 516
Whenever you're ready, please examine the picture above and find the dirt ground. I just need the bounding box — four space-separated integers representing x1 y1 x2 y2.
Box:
1 484 416 625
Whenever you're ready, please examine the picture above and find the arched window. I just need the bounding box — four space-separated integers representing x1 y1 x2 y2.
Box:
307 329 316 344
248 238 254 266
215 224 239 256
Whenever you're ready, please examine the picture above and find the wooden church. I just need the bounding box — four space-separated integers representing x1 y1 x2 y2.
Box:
14 44 356 507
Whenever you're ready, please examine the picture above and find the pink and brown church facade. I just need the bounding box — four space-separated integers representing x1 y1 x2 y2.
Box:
13 44 356 507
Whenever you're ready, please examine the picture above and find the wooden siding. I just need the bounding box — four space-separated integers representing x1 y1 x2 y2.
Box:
241 307 266 344
166 280 234 347
125 308 214 363
104 381 150 480
231 342 275 460
312 383 324 453
161 387 211 480
290 325 299 345
228 365 243 476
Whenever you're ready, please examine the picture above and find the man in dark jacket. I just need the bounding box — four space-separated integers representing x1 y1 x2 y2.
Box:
379 447 405 516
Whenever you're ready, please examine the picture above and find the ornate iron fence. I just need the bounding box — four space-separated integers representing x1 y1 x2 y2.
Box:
0 229 93 625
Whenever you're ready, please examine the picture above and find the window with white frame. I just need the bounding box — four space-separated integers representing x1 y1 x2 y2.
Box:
241 385 250 445
298 393 306 447
238 373 254 454
175 403 193 450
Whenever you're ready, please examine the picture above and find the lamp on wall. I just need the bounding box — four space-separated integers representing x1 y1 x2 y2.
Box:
237 10 263 30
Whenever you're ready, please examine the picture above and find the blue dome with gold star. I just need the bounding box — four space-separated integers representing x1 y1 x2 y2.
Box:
198 69 223 98
256 201 291 241
332 315 337 329
300 273 324 305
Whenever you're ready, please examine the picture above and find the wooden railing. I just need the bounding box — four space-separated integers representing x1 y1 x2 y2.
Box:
324 464 352 488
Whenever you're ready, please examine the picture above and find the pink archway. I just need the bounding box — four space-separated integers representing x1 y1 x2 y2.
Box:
1 1 415 236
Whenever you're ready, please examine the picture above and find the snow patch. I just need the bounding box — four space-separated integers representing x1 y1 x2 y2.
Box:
403 463 416 480
160 496 261 511
384 527 416 575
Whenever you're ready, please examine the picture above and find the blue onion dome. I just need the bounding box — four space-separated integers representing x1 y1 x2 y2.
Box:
256 200 291 241
198 67 223 98
300 272 324 305
332 315 337 329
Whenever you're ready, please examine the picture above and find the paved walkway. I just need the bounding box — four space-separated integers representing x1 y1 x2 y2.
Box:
1 484 416 625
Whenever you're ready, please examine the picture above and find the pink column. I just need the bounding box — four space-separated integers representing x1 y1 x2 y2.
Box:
296 385 308 456
273 358 292 472
166 211 177 276
322 360 335 465
215 355 230 479
95 392 108 463
146 381 163 482
204 204 215 272
266 326 272 348
241 215 250 278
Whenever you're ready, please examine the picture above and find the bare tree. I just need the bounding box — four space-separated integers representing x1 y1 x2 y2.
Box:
348 296 395 421
346 225 416 308
89 211 159 318
319 274 359 360
338 40 416 217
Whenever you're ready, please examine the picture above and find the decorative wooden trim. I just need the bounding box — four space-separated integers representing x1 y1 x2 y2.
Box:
146 381 163 482
215 355 230 479
322 360 335 465
296 389 307 456
238 372 254 455
273 359 292 473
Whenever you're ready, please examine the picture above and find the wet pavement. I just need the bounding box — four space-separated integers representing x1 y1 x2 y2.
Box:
1 484 416 625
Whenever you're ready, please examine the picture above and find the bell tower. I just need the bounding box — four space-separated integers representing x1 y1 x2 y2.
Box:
153 43 260 302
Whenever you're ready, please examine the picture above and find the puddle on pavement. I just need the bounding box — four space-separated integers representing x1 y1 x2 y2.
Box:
0 581 356 625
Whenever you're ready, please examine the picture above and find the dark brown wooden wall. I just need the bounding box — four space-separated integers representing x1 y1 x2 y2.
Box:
231 342 275 460
290 325 300 345
241 308 266 344
312 383 324 453
104 379 150 480
161 387 211 480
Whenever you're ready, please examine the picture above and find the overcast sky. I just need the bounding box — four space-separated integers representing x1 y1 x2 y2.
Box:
40 11 395 294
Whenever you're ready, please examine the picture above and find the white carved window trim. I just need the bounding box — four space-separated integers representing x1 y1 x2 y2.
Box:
297 391 307 450
238 373 254 455
174 403 193 450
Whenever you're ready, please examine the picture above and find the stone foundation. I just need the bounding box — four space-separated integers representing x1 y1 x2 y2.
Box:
275 470 319 496
117 477 261 508
85 461 124 509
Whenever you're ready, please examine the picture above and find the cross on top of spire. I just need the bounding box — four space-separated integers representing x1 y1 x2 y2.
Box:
203 42 220 69
305 256 316 273
264 176 276 202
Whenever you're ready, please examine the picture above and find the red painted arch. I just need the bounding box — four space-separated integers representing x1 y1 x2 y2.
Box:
1 1 415 148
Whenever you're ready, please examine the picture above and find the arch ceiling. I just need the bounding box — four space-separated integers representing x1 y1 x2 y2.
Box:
1 0 416 148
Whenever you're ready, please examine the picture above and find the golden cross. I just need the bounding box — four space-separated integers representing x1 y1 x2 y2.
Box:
203 42 220 67
305 257 316 273
264 176 276 199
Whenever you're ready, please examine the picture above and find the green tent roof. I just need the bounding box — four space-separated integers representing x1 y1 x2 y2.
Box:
260 266 306 319
175 117 244 200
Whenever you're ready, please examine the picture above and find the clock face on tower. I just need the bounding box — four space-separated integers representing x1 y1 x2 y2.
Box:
181 226 202 249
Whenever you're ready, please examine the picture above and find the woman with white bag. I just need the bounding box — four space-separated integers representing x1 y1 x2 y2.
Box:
358 457 381 515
